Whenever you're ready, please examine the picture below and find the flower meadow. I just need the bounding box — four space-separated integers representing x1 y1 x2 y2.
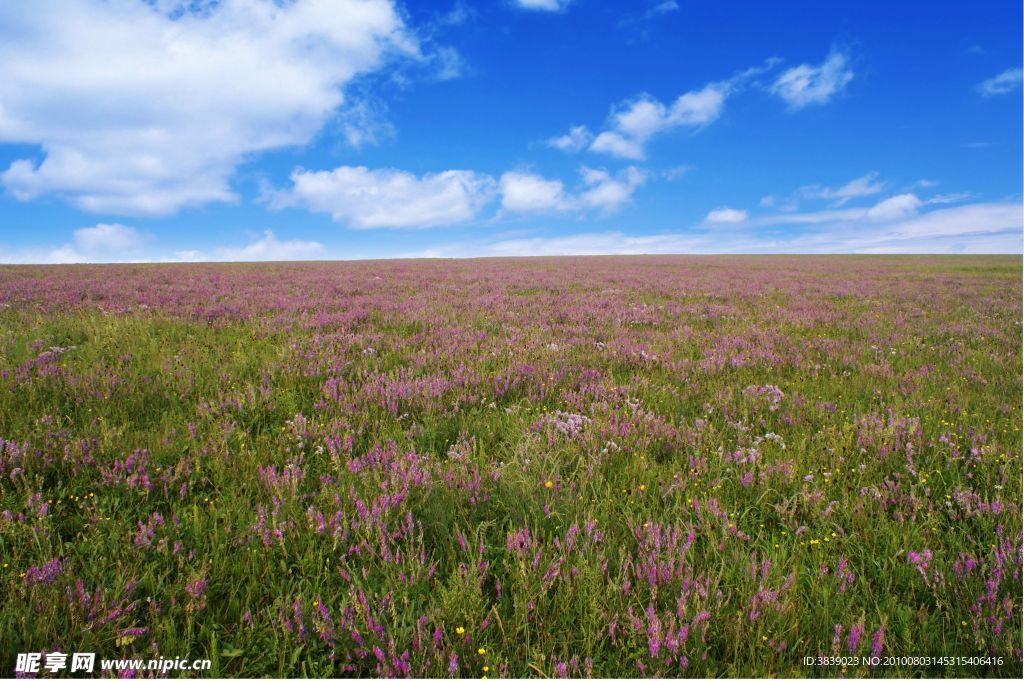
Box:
0 255 1020 678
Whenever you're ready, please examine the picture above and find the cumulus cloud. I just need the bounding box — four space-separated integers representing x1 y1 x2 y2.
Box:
500 172 571 213
270 166 498 229
555 51 854 161
976 67 1023 96
500 166 647 215
272 161 646 227
512 0 572 11
864 193 923 222
771 47 854 109
546 125 593 152
204 230 325 262
0 223 150 263
589 83 730 160
72 223 148 253
704 207 749 225
582 62 776 161
0 0 419 215
588 132 647 161
577 166 648 213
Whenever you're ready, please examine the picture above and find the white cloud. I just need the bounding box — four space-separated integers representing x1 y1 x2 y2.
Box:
747 192 1021 251
649 1 680 15
45 247 92 264
438 3 474 26
271 165 498 229
0 0 418 215
208 230 324 261
0 222 150 263
499 166 647 215
430 45 467 81
976 67 1023 97
759 195 799 211
273 162 646 227
500 172 570 213
588 83 729 160
335 99 396 149
583 62 780 161
547 125 593 152
5 198 1017 264
612 96 675 139
415 231 705 258
589 131 648 161
790 201 1023 252
864 193 922 221
756 207 865 226
512 0 572 11
925 192 973 205
671 84 730 126
798 172 884 205
72 223 148 253
661 165 692 181
0 244 94 265
617 1 681 35
409 200 1022 257
755 193 921 226
0 224 326 263
484 232 694 256
577 166 648 213
704 207 749 225
771 47 854 109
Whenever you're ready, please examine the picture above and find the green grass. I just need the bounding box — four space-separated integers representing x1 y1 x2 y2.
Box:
0 256 1020 678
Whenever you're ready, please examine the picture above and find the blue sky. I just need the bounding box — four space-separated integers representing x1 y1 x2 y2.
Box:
0 0 1021 262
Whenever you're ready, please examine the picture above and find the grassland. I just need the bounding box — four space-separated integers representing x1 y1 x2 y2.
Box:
0 255 1020 677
